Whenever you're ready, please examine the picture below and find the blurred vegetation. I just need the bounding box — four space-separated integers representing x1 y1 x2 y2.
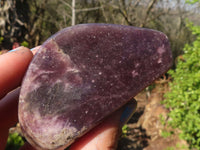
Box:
0 37 3 44
6 133 24 150
164 23 200 149
0 0 199 63
20 41 29 47
163 1 200 149
122 124 129 137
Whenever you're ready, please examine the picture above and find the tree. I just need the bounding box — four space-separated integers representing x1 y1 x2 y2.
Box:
97 0 195 62
0 0 29 49
0 0 197 55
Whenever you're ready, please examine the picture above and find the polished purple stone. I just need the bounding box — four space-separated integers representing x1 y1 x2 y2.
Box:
18 24 172 149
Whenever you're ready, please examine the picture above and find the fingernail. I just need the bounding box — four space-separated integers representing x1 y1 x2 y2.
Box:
30 47 35 51
9 46 37 53
8 46 25 52
120 99 137 126
30 46 41 55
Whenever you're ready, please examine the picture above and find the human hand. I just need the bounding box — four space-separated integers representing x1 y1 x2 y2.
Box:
0 46 137 150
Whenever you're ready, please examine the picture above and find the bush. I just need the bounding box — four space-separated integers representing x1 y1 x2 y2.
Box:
6 133 24 150
163 22 200 149
122 124 129 137
21 41 29 47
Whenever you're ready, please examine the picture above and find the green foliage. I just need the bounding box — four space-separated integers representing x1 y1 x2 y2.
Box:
147 83 156 92
186 0 200 4
163 22 200 149
176 143 189 149
187 22 200 38
122 124 129 137
159 114 166 126
21 41 29 47
6 133 25 150
0 37 3 44
161 130 174 138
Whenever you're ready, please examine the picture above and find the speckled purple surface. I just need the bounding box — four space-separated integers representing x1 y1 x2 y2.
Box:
18 24 172 149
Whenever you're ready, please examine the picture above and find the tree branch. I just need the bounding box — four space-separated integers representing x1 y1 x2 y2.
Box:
59 0 72 9
140 0 157 27
76 7 101 12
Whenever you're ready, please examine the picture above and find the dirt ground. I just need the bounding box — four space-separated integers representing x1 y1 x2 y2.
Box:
117 92 150 150
117 80 189 150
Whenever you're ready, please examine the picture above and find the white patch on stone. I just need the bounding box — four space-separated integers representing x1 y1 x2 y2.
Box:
158 58 162 64
157 45 165 55
24 108 78 149
67 68 79 73
157 45 165 64
135 63 139 68
82 65 86 69
132 70 139 77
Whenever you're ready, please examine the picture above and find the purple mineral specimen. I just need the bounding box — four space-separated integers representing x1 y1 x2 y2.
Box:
18 24 172 149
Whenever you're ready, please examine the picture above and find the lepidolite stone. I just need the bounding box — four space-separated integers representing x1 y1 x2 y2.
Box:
19 24 172 149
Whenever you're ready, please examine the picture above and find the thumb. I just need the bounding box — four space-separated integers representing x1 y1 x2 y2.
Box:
70 99 137 150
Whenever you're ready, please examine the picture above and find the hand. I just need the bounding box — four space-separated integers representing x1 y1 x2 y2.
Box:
0 47 33 149
0 46 136 150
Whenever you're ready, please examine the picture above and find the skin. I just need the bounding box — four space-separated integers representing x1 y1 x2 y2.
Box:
0 47 130 150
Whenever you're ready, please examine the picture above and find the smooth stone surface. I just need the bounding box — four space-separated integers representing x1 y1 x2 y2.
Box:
18 24 172 150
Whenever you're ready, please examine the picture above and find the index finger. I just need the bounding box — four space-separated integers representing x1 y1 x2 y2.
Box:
0 47 33 99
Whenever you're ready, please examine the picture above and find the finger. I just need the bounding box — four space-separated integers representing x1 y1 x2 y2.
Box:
70 110 121 150
0 88 20 150
0 88 20 129
70 99 137 150
0 126 9 150
0 47 33 99
0 46 39 128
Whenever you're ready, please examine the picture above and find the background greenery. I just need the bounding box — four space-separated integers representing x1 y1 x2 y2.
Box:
6 133 24 150
1 0 199 61
163 16 200 150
